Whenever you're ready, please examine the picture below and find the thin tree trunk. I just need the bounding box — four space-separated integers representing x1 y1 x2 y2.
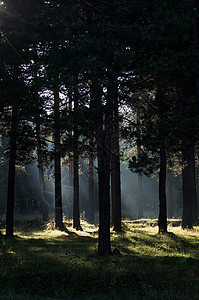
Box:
68 159 73 219
110 78 121 232
54 88 63 229
193 17 199 106
167 171 173 219
158 144 167 233
38 168 48 222
111 120 121 231
6 102 17 237
36 124 49 222
196 168 199 217
67 90 73 220
137 174 143 219
182 144 197 228
137 108 143 219
73 145 81 229
73 84 82 230
87 137 94 224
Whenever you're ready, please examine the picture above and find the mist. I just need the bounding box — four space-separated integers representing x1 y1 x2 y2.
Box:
0 159 182 221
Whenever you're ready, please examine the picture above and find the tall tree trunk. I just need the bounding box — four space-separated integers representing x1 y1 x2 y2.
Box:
36 124 49 222
87 137 94 224
182 144 197 228
109 78 121 232
158 144 167 233
67 158 73 219
137 108 143 219
137 174 143 219
91 77 111 255
54 88 63 229
97 121 111 254
68 159 73 219
68 90 73 220
193 18 199 106
97 94 112 255
156 89 167 234
167 171 173 219
73 84 81 230
6 102 17 237
73 144 81 229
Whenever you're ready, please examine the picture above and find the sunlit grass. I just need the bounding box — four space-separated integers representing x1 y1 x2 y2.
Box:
0 219 199 299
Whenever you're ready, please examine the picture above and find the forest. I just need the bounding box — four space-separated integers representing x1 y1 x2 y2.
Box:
1 0 199 299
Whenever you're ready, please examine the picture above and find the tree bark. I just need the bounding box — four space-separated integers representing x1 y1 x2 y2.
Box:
6 102 17 237
167 171 173 219
67 90 73 220
182 144 197 229
193 17 199 106
54 88 63 229
137 108 143 219
36 124 49 222
109 78 121 232
196 168 199 218
97 120 111 255
158 144 167 233
68 158 73 219
92 77 112 255
137 173 143 219
73 83 82 230
87 137 94 224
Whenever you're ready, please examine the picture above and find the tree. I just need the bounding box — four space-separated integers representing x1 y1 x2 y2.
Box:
90 77 112 255
167 171 174 219
54 88 63 229
87 137 95 224
72 82 82 231
109 76 122 232
182 144 197 228
137 107 143 219
6 99 17 236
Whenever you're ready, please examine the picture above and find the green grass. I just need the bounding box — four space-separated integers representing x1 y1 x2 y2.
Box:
0 219 199 299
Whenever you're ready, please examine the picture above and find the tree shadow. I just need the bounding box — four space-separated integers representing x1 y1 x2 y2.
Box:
1 229 199 299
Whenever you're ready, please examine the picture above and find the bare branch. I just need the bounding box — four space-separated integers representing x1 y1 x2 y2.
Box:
84 1 105 18
87 0 143 8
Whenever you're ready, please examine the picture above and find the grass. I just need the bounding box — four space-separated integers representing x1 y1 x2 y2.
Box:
0 218 199 299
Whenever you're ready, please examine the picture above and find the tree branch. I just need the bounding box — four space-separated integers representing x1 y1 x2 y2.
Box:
87 0 143 8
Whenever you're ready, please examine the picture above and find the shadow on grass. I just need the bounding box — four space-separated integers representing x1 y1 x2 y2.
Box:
1 227 199 299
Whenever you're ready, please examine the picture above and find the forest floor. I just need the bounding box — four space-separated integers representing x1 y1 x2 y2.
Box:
0 218 199 299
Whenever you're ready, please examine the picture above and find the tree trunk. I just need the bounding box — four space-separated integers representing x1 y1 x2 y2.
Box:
73 84 82 230
158 144 167 233
68 90 73 220
137 174 143 219
167 171 173 219
54 88 63 229
182 144 197 229
36 124 49 222
73 146 81 229
137 108 143 219
6 102 17 237
196 169 199 217
68 158 73 219
109 78 121 232
91 77 111 255
97 130 111 254
97 90 112 255
87 137 94 224
193 19 199 106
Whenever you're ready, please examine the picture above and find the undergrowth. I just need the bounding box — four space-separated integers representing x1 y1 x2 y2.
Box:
0 219 199 299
